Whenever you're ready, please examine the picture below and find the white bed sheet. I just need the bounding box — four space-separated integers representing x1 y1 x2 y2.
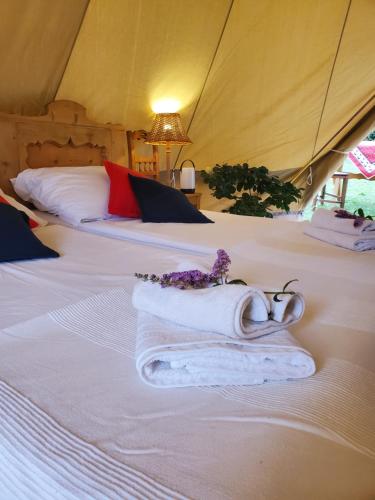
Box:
60 209 375 266
76 210 261 254
1 220 375 498
0 224 206 329
1 288 374 499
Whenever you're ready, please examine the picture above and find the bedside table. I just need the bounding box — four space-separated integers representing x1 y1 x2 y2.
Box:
185 192 202 209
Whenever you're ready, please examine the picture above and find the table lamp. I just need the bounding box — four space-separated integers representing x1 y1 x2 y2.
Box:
145 113 192 186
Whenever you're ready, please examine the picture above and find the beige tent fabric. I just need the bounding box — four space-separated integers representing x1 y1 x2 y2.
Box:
283 0 375 206
313 0 375 159
0 0 88 115
1 0 374 187
57 0 231 169
178 0 351 172
57 0 231 128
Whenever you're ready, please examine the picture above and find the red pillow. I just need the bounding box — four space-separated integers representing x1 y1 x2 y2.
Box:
104 161 147 218
0 195 39 229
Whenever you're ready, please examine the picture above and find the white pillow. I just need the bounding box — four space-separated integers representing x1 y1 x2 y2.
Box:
12 166 110 226
0 188 48 227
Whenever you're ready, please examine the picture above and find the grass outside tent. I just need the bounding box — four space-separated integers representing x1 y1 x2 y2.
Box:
303 156 375 220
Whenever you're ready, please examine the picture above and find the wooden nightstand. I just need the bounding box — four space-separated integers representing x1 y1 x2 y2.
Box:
185 192 202 209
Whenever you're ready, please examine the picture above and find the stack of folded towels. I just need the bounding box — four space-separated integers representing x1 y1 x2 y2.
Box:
304 208 375 251
132 275 315 388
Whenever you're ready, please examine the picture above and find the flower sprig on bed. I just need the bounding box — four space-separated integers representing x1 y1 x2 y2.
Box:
135 249 246 289
135 249 298 297
334 208 374 227
134 270 214 289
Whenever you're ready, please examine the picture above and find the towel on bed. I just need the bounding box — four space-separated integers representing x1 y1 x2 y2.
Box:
267 292 305 323
311 208 375 235
304 225 375 251
132 281 305 339
174 260 306 325
136 312 316 387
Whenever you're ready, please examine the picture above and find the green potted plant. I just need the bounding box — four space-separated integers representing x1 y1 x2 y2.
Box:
201 163 303 217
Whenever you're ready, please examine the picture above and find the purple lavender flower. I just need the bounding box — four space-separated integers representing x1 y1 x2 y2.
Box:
211 249 231 283
135 249 235 289
160 270 215 289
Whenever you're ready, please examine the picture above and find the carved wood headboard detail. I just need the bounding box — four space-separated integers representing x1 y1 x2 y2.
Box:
0 100 126 197
26 140 107 169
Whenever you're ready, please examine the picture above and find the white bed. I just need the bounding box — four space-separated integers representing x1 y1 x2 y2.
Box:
1 101 374 498
1 221 374 499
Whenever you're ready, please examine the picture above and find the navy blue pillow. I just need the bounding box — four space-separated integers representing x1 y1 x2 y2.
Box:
0 203 59 263
128 175 213 224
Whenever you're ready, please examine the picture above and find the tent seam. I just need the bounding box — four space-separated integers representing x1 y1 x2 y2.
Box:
174 0 235 168
309 0 352 165
52 0 91 104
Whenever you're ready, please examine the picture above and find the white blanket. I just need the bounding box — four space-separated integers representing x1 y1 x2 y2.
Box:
304 225 375 251
311 208 375 235
0 381 185 500
0 224 206 330
1 288 374 500
2 216 375 497
136 311 315 387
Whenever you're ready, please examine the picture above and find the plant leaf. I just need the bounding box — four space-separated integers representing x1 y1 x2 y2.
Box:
201 163 302 217
282 278 298 292
227 279 248 285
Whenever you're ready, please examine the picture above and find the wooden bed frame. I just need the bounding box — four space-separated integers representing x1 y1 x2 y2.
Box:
0 100 127 198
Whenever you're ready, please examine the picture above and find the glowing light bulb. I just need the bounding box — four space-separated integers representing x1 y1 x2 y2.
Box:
152 99 180 113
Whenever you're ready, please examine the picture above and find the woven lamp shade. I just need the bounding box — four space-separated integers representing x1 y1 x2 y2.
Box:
145 113 192 146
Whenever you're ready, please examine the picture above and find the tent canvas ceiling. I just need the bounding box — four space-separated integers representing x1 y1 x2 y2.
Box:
0 0 374 177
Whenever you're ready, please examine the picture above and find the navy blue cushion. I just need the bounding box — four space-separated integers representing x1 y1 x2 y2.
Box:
0 203 59 263
128 175 213 224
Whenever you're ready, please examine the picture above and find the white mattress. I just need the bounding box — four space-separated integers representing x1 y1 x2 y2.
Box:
1 221 374 498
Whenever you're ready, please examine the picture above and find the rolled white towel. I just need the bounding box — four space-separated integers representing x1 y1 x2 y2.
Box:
136 312 316 388
266 292 305 323
311 208 375 235
175 261 306 325
304 225 375 251
132 281 304 339
133 281 269 338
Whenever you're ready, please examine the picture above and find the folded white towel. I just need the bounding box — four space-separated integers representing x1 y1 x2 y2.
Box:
266 292 305 323
136 312 316 387
132 281 303 339
311 208 375 235
304 225 375 251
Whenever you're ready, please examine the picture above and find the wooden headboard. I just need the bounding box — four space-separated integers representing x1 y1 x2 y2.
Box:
0 100 126 197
